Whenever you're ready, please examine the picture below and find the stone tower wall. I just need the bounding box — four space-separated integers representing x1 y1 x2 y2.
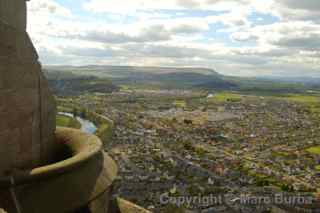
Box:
0 0 27 31
0 0 56 175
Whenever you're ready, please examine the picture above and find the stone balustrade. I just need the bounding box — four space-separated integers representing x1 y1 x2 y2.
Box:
0 127 118 213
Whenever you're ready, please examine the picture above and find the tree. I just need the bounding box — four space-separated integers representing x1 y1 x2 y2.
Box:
80 109 87 119
72 107 78 117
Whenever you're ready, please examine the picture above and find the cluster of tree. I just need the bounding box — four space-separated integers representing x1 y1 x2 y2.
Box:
44 70 119 96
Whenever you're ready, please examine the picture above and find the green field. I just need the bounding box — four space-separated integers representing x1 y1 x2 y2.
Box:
96 123 113 143
56 103 114 145
173 100 187 108
306 146 320 155
278 94 320 115
208 92 243 103
284 94 320 104
56 115 81 129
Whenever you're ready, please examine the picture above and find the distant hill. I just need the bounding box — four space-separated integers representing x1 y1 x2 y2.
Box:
44 69 119 96
44 65 315 95
44 65 220 76
44 65 236 90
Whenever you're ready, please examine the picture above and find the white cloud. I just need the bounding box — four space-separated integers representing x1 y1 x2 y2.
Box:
230 21 320 50
281 0 320 11
25 0 320 77
27 0 72 45
28 0 71 17
264 0 320 22
30 16 211 45
83 0 249 13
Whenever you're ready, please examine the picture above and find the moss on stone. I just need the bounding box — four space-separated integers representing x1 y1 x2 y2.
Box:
56 114 81 129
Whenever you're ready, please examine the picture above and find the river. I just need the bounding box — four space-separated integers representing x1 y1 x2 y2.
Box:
58 112 97 134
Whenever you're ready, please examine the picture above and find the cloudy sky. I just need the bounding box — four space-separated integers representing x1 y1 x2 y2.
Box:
27 0 320 77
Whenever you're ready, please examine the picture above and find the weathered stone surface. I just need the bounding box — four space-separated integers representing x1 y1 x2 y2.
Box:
114 198 153 213
0 208 8 213
6 128 118 213
89 190 111 213
0 129 18 174
0 63 38 89
40 72 57 163
0 0 56 175
0 0 26 31
0 24 38 62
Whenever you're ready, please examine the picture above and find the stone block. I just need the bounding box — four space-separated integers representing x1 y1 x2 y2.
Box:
0 23 16 50
0 0 56 177
0 89 38 115
89 190 110 213
17 123 33 169
39 73 56 163
31 114 41 167
0 0 26 30
0 63 38 90
0 43 15 58
0 128 20 175
0 110 29 130
0 22 38 62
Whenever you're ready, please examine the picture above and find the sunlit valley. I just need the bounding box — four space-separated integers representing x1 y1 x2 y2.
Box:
1 0 319 212
49 65 320 212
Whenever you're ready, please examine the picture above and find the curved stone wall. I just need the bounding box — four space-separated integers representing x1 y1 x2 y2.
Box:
0 127 118 213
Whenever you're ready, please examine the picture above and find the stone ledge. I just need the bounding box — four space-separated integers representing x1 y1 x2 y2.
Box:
112 198 153 213
0 127 118 213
